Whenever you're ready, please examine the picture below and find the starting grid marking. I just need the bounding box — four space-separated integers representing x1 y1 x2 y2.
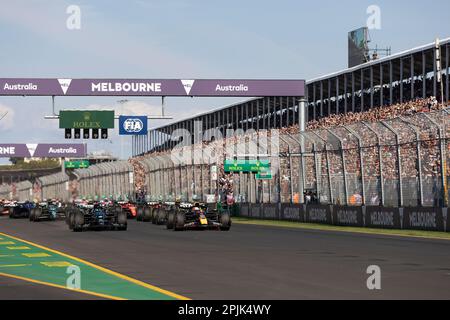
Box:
40 261 72 268
0 264 32 268
22 253 51 258
0 241 15 245
0 232 187 300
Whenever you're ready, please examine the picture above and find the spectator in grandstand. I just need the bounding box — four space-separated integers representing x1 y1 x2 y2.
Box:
304 191 312 205
370 194 380 206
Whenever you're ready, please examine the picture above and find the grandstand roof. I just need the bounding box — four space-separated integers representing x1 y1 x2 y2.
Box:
307 37 450 84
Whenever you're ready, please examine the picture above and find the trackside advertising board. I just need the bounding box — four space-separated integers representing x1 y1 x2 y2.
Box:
0 144 86 158
65 160 90 169
119 116 148 135
224 159 270 173
0 79 305 97
59 110 115 129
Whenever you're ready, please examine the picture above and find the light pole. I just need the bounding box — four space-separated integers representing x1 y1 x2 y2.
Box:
117 100 129 160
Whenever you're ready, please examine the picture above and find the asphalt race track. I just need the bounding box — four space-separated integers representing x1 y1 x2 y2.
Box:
1 216 449 300
0 276 103 300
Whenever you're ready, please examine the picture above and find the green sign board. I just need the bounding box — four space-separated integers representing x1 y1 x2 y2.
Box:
65 160 90 169
59 110 115 129
256 172 273 180
224 160 270 173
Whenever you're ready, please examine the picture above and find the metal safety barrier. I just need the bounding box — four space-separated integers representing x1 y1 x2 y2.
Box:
238 203 450 232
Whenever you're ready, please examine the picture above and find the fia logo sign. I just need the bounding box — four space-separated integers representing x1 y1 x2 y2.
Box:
123 118 144 133
119 116 148 135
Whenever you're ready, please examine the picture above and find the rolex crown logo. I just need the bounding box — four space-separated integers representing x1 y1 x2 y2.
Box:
83 112 91 121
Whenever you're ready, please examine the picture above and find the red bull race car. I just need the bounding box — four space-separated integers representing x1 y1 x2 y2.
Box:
169 202 231 231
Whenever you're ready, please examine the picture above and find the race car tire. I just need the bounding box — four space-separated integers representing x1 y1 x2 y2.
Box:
219 212 231 231
117 211 127 226
166 210 175 229
174 212 185 231
143 207 152 222
136 206 144 221
157 209 166 225
29 208 35 221
9 208 14 219
68 211 76 230
73 211 84 232
65 209 71 226
152 208 159 224
34 208 42 221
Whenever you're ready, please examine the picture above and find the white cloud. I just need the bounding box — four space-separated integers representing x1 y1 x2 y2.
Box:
0 104 15 131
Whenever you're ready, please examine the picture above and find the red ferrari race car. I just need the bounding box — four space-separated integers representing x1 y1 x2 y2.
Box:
118 201 138 219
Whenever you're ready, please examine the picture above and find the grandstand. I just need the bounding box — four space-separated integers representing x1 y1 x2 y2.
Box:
128 37 450 208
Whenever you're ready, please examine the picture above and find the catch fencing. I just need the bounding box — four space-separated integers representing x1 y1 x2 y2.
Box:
15 181 33 201
34 172 70 202
71 161 134 201
3 161 134 202
0 184 11 200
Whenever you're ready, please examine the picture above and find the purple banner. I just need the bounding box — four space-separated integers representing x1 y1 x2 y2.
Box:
0 79 305 97
0 144 86 158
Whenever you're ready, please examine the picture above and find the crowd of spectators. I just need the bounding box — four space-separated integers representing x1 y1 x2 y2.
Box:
307 97 444 131
129 156 148 196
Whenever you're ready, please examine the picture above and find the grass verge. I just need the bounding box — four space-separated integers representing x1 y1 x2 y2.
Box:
233 217 450 241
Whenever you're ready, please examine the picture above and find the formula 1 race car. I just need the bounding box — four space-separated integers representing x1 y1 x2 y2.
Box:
136 201 162 223
152 202 176 225
136 201 178 225
118 201 138 219
0 200 13 216
169 202 231 231
29 200 66 222
9 201 35 219
65 201 127 232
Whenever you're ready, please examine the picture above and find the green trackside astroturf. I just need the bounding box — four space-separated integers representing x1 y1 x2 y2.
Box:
0 234 178 300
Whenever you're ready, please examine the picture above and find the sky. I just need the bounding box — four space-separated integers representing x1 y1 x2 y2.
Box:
0 0 449 162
